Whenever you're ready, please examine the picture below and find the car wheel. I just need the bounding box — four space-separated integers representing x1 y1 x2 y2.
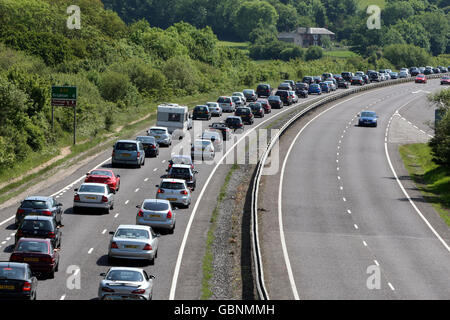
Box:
105 208 110 215
48 270 55 279
149 256 155 266
107 256 115 264
55 261 59 272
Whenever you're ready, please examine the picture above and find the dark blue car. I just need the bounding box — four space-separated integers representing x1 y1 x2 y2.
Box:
308 84 322 95
15 196 63 227
358 111 378 127
319 82 331 93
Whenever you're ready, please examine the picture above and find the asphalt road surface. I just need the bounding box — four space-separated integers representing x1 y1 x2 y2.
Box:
259 79 450 299
0 87 349 300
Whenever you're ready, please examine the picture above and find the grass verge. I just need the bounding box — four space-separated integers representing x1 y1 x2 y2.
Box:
201 163 238 299
399 143 450 226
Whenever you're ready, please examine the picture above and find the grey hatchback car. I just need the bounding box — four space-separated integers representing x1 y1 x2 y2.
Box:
136 199 175 233
112 140 145 168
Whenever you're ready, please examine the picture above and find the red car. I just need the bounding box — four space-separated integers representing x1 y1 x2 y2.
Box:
415 74 427 83
85 169 120 193
441 76 450 85
256 99 272 114
10 238 60 278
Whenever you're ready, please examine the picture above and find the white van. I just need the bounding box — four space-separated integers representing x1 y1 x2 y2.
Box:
156 103 189 139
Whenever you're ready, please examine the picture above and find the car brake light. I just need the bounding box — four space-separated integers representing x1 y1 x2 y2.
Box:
137 152 140 159
132 289 146 294
167 210 172 219
74 194 80 202
137 209 143 217
17 230 23 237
180 190 188 195
157 189 164 194
143 244 152 251
101 196 108 202
112 150 115 157
42 210 52 216
102 287 114 292
110 242 118 249
48 231 55 238
22 281 31 292
10 254 20 262
17 209 25 215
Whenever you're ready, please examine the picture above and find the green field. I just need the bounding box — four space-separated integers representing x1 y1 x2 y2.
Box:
217 41 250 51
399 143 450 226
324 50 359 58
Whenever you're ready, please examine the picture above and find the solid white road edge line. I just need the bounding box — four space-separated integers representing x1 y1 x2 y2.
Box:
384 100 450 253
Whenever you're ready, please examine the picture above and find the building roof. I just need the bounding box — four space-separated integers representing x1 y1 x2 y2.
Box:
278 27 335 38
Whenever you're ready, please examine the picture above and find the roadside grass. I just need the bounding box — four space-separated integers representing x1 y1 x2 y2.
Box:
201 163 238 300
399 143 450 226
218 41 250 51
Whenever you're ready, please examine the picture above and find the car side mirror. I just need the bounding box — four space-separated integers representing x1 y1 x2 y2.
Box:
57 203 63 207
86 173 90 176
194 171 198 174
74 188 78 192
117 175 120 178
54 248 60 252
100 273 106 277
155 185 159 188
150 275 156 280
136 205 141 208
109 231 115 235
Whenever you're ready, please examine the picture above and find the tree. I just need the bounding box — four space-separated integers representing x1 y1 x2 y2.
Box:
392 20 431 52
383 44 431 68
383 1 415 26
233 1 279 41
305 45 323 60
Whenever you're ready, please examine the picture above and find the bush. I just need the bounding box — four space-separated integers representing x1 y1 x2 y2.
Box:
98 71 131 102
305 46 323 61
383 44 431 69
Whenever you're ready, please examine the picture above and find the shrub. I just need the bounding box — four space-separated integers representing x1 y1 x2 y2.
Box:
98 71 131 102
305 46 323 61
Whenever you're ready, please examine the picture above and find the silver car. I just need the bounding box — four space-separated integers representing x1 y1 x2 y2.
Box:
136 199 175 233
232 92 246 103
231 96 245 107
201 130 223 152
217 96 236 113
147 126 172 147
156 179 192 208
108 225 159 264
191 139 215 161
98 267 155 300
73 183 114 214
206 102 222 117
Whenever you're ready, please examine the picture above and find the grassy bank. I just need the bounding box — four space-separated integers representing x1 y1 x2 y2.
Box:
399 143 450 226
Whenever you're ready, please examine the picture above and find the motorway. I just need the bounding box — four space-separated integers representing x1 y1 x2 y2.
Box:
0 86 349 300
258 79 450 299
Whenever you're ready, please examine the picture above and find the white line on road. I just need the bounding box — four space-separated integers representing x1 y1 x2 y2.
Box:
153 168 158 172
60 295 66 300
125 200 129 205
388 282 395 291
354 224 358 229
114 213 119 218
88 248 94 254
363 241 368 247
135 188 139 193
144 178 149 182
347 209 352 214
102 229 107 234
374 260 379 266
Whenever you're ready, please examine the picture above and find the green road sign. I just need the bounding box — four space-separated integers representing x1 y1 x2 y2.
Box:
51 86 77 106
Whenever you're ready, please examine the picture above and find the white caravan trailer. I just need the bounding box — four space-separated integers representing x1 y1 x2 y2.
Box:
156 103 189 138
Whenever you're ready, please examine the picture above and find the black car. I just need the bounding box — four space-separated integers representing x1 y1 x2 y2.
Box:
275 90 293 105
341 72 354 82
337 78 350 89
15 216 61 249
362 75 370 84
225 116 244 130
295 82 309 93
277 83 292 91
351 76 364 85
0 262 37 300
432 67 441 74
136 136 159 157
410 67 420 76
209 122 232 140
256 84 272 98
167 164 197 191
368 71 380 82
313 76 322 84
15 196 63 228
424 68 433 75
268 95 283 109
297 89 308 98
248 103 264 118
192 105 211 120
438 66 448 73
235 107 254 125
302 76 313 85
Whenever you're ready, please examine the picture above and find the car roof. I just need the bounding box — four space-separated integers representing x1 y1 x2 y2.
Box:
80 183 108 187
23 215 54 221
161 178 186 184
90 169 113 173
24 196 51 201
107 267 145 272
116 224 152 231
226 116 242 119
17 237 51 243
149 126 167 131
143 199 170 205
0 262 27 269
116 139 138 144
171 164 192 169
171 154 191 159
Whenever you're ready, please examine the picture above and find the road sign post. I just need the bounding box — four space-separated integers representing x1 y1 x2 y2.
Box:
51 86 77 144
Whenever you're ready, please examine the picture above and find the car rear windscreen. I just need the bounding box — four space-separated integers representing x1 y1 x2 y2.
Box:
0 266 25 280
79 185 106 193
143 202 170 211
17 241 48 253
161 182 185 190
115 142 137 151
21 200 49 209
217 97 230 103
21 220 53 231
